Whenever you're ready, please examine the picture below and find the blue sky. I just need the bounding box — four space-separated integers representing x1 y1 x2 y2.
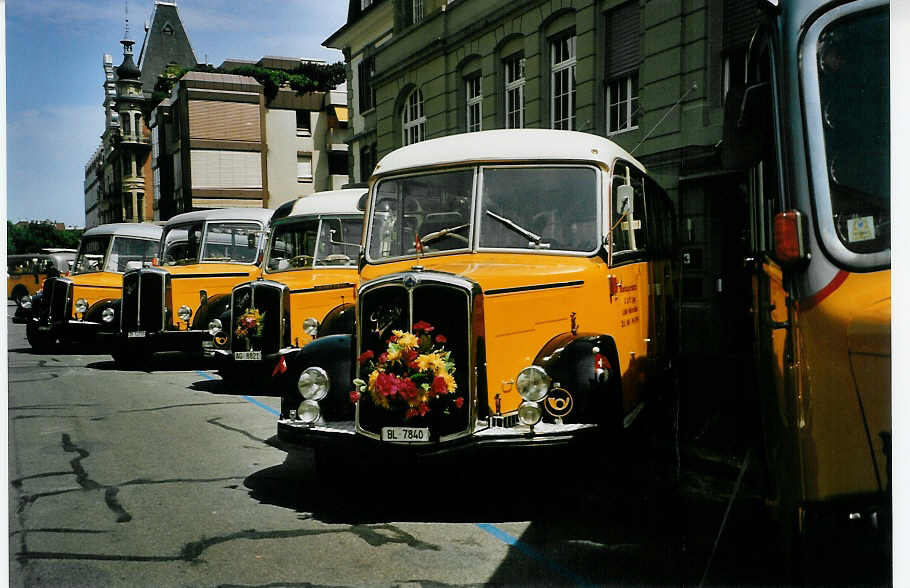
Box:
5 0 349 227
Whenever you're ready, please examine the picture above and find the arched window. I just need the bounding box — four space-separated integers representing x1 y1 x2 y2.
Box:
121 112 132 135
402 88 426 145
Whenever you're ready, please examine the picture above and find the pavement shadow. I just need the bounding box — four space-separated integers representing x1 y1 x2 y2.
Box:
189 374 283 397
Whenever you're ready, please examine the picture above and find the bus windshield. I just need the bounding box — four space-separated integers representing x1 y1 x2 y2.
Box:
162 221 263 265
73 236 112 274
368 166 598 260
103 237 159 273
815 7 889 255
267 216 362 272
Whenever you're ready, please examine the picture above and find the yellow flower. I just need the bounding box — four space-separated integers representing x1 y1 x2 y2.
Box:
368 369 379 391
387 347 401 362
443 372 457 393
392 330 419 351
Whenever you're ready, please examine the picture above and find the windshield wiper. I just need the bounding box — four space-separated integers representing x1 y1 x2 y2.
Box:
485 210 546 248
420 223 470 245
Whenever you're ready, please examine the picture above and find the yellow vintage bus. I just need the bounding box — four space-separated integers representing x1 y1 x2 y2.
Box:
275 129 677 472
207 189 365 384
722 0 889 579
103 208 272 366
7 251 75 301
14 224 161 351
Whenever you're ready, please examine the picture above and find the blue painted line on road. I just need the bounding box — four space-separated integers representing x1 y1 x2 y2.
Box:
194 369 585 584
194 370 280 416
474 523 591 586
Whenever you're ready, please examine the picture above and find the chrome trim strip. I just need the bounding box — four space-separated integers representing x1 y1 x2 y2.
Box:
289 282 356 294
170 272 250 279
484 280 584 296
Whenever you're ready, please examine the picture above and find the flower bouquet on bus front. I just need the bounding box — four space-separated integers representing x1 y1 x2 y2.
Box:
351 321 464 425
234 307 265 351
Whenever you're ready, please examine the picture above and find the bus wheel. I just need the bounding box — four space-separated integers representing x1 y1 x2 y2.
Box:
10 285 28 303
25 323 55 353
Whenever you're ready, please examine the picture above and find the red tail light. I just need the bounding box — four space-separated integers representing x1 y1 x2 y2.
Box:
774 210 809 266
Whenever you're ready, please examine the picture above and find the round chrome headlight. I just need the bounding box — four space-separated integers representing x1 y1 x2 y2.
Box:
102 307 116 323
298 400 321 424
518 401 542 426
18 295 31 310
177 305 193 322
75 298 89 314
208 318 222 336
298 366 329 401
303 317 319 337
516 366 550 402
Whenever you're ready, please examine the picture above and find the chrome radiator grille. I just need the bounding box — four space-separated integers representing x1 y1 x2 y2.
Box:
121 269 167 333
356 275 474 440
230 281 289 354
42 278 73 324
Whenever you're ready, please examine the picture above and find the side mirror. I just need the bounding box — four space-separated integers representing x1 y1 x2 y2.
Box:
357 191 369 212
720 82 772 169
616 184 634 217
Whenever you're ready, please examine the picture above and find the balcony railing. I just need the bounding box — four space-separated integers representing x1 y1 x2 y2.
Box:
119 133 150 145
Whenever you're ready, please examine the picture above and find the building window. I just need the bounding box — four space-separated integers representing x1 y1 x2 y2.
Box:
504 55 525 129
551 35 576 130
412 0 423 24
122 112 132 135
328 152 348 176
124 193 133 221
137 192 144 222
360 143 377 182
466 76 482 132
402 88 425 145
607 73 639 134
296 110 311 136
297 155 313 183
605 2 641 134
134 113 142 135
358 56 376 114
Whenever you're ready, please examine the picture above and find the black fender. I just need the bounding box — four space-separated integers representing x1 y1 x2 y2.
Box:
533 332 622 426
317 303 355 337
85 298 119 331
280 334 355 421
14 291 41 322
192 293 231 331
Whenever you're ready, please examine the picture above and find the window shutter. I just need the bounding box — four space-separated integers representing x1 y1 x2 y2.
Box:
723 0 763 51
606 2 640 78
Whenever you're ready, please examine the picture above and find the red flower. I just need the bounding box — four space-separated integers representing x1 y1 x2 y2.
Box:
403 348 419 369
349 390 361 403
375 372 398 397
455 397 464 409
431 376 448 397
417 403 429 417
405 408 418 419
358 350 374 365
378 352 389 365
435 334 447 344
399 377 419 401
413 320 434 333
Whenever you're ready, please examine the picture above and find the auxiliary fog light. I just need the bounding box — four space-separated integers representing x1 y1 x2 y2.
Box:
102 307 116 323
208 318 222 336
18 295 31 310
298 400 321 424
298 366 329 401
518 401 542 426
303 317 320 337
516 366 550 402
177 305 193 322
75 298 89 314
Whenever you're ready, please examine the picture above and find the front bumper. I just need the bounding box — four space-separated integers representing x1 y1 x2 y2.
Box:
99 329 210 354
277 417 598 461
23 317 107 341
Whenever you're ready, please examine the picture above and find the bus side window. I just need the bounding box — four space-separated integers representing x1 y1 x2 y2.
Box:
611 162 648 257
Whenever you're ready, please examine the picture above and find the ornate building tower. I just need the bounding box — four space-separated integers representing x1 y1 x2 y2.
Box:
113 32 152 222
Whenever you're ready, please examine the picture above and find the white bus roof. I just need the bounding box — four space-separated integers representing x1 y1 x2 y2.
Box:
373 129 647 177
82 223 163 240
287 189 366 218
165 207 274 227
